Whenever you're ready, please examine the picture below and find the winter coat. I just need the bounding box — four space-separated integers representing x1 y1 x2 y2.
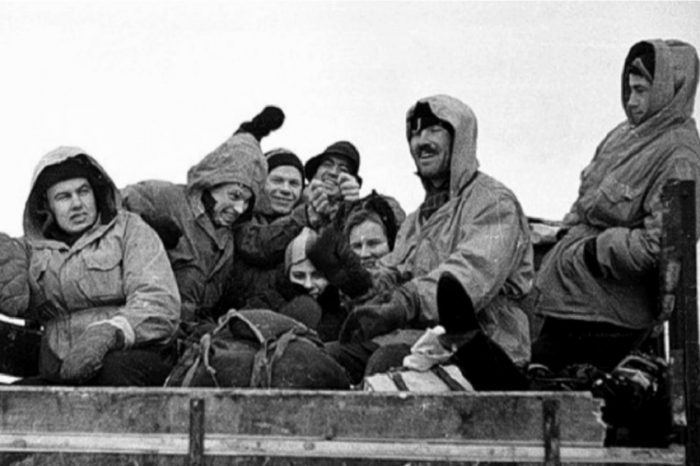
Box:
376 95 534 365
122 132 266 322
0 233 30 317
536 40 700 329
228 194 310 310
22 147 180 372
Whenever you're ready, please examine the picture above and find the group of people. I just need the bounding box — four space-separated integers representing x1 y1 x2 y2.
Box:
0 39 698 391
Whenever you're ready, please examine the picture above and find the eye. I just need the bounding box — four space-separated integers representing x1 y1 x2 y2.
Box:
310 271 325 280
291 272 305 281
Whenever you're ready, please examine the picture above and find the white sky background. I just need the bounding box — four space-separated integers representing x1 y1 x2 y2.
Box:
0 1 699 237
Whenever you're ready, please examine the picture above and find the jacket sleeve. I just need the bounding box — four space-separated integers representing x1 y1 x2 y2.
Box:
106 213 181 347
0 233 30 317
404 194 531 324
234 203 309 266
596 150 700 280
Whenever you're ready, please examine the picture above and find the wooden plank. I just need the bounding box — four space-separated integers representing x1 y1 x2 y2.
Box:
543 399 561 466
662 180 700 466
0 433 686 464
189 398 205 466
0 387 606 444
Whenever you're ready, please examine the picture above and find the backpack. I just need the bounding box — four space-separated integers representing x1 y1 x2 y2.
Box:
165 309 350 389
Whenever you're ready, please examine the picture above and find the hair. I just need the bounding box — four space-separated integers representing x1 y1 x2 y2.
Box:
339 191 400 250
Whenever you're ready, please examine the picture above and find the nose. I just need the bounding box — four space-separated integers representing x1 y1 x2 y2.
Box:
279 182 292 194
359 242 371 258
70 192 84 209
303 274 313 289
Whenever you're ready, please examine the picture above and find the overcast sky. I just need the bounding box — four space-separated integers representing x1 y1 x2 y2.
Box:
0 1 699 237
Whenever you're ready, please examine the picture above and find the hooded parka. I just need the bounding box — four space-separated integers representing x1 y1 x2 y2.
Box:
22 146 180 376
122 132 266 322
536 40 700 330
377 95 534 365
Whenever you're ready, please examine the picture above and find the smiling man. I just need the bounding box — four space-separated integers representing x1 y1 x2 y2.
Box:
122 107 280 326
329 95 535 389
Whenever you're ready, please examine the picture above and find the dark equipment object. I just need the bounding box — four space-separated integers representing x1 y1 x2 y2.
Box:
0 316 41 377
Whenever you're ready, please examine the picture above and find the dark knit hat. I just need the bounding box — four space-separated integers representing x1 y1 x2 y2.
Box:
304 141 362 184
265 148 305 187
625 41 655 82
408 101 455 139
35 155 103 195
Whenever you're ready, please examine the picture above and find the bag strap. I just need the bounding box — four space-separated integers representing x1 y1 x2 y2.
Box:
431 365 468 391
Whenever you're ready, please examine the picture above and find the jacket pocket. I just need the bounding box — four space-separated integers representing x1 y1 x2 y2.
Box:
590 177 644 226
77 249 124 303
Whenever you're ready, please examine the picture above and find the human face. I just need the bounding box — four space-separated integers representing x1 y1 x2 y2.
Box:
349 219 390 271
627 73 652 126
264 166 303 215
208 182 252 227
409 124 452 186
313 155 353 198
46 177 98 236
289 259 329 299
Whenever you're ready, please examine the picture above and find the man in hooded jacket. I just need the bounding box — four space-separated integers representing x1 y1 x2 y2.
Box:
532 39 700 372
2 147 180 385
333 95 534 389
121 108 280 327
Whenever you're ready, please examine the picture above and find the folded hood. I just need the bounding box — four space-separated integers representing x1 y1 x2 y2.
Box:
406 95 479 198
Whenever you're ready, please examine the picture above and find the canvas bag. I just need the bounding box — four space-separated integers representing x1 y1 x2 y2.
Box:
165 309 349 389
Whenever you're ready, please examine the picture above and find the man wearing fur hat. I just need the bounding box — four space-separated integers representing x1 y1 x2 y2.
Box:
331 95 534 389
533 40 700 372
122 107 283 326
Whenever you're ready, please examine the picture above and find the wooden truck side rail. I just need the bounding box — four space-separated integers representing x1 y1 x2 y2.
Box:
0 179 697 465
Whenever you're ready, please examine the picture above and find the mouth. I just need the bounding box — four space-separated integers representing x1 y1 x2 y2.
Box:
69 212 87 223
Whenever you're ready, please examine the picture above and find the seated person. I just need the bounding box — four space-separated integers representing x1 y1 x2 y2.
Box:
122 107 281 327
532 39 700 372
329 95 534 389
9 147 180 385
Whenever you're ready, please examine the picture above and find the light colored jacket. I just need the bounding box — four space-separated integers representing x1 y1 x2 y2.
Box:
22 147 180 372
536 40 700 329
377 95 534 365
122 132 266 321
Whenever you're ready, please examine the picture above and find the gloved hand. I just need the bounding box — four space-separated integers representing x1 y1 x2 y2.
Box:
583 236 603 277
59 322 124 382
339 286 414 343
235 105 285 141
140 213 183 250
307 223 372 298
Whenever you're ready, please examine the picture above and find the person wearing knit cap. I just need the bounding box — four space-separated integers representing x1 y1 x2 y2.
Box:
122 106 283 328
533 39 700 374
4 147 180 386
305 141 362 224
264 148 305 216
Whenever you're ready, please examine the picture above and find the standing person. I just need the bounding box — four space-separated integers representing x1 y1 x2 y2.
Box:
122 107 281 326
532 40 700 372
9 147 180 385
332 95 534 389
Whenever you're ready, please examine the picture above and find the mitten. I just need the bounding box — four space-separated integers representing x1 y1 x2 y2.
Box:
59 322 124 382
140 213 183 250
338 290 410 343
235 106 285 141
